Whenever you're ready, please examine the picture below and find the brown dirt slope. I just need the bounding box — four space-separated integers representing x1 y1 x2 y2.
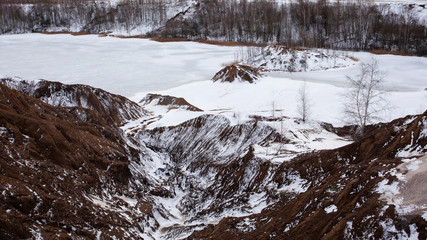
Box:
0 83 141 239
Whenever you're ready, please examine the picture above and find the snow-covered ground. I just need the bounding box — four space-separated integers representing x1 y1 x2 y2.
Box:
1 33 426 127
139 75 426 127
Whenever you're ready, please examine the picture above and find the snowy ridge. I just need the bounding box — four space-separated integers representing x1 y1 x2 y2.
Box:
140 93 202 112
1 78 148 125
1 0 197 36
381 3 427 25
187 110 427 239
240 45 357 72
132 115 280 238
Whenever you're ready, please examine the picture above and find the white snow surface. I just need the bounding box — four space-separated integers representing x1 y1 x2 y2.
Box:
277 173 308 193
251 118 352 163
324 204 338 213
0 34 239 98
0 34 426 128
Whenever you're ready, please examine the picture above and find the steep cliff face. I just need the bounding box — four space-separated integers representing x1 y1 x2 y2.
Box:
0 79 426 239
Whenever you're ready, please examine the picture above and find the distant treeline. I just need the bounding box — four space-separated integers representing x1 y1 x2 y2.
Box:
159 0 427 55
1 0 426 55
0 0 99 3
0 0 179 35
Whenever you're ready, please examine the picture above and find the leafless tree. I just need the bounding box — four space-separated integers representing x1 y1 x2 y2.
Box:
297 81 311 122
343 57 388 137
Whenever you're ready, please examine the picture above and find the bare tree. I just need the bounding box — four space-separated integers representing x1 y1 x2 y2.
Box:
297 81 311 122
343 57 387 137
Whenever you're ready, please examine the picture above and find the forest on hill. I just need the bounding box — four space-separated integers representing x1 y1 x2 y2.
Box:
1 0 426 55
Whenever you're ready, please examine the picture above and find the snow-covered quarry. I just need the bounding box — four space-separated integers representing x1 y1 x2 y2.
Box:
0 32 427 239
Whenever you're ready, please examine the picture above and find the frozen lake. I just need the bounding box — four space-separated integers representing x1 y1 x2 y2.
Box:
0 34 238 100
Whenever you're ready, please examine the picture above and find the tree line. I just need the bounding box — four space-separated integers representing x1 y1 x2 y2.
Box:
0 0 179 34
159 0 427 55
1 0 426 55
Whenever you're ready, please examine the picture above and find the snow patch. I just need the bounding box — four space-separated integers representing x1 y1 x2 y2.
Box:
277 174 308 194
235 218 257 233
324 204 338 213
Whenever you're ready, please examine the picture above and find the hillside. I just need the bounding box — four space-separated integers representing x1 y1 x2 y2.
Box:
1 79 425 239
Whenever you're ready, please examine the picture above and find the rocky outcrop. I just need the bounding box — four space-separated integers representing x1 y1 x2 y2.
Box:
212 65 262 83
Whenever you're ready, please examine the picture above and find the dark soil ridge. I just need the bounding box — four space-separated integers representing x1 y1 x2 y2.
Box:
0 83 143 239
139 93 203 112
1 78 147 126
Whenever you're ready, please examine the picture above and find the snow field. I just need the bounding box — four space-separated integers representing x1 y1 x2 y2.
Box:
1 33 426 131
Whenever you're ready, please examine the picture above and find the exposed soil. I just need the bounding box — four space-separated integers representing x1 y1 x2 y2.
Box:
189 111 427 239
0 83 141 239
113 34 149 39
1 79 426 239
28 31 268 48
1 78 147 126
194 39 266 47
36 31 92 36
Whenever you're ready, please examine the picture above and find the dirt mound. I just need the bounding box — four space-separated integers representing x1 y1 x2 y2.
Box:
139 93 202 111
212 64 263 83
